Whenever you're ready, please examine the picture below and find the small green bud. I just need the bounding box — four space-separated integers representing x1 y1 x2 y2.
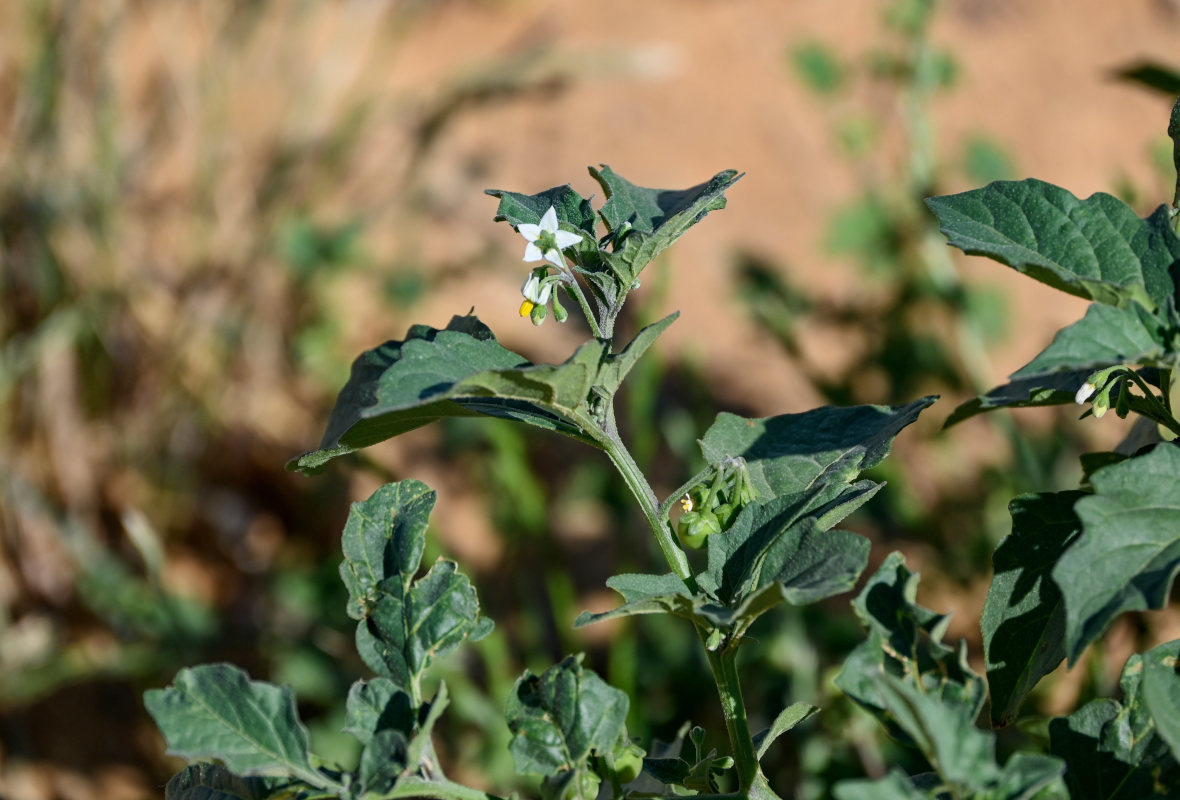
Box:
551 290 568 323
530 303 548 326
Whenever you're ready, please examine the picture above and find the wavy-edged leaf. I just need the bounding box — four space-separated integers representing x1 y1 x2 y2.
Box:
944 369 1089 427
144 664 321 784
341 481 493 693
1054 445 1180 664
699 398 935 500
340 480 434 621
836 553 986 736
926 179 1180 309
590 165 742 283
289 315 604 473
1050 651 1180 799
982 491 1084 726
1143 639 1180 764
506 654 628 778
163 764 288 800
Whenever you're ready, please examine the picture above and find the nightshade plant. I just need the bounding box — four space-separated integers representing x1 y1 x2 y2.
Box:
145 164 937 799
146 88 1180 798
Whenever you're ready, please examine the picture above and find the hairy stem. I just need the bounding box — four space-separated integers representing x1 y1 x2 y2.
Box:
705 647 776 799
599 433 692 581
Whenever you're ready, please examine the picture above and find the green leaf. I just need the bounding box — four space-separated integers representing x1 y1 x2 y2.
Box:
1142 638 1180 764
926 179 1180 310
699 398 935 500
944 370 1089 427
1113 61 1180 97
506 654 629 778
589 165 742 282
356 729 408 796
703 488 875 609
754 702 819 760
344 677 414 746
1054 445 1180 664
163 764 286 800
596 312 678 396
1050 651 1180 798
872 674 1000 790
144 664 321 783
341 481 492 693
1011 302 1164 378
836 553 986 740
340 480 434 621
982 491 1084 726
486 184 598 237
289 315 605 473
363 560 493 692
572 572 697 628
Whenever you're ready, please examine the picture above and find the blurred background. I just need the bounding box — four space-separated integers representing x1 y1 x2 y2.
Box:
4 0 1180 798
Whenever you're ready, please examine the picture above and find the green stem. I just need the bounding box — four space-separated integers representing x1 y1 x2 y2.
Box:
563 275 604 340
599 433 692 581
704 647 774 799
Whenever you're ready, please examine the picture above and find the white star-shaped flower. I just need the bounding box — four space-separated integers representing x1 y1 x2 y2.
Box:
518 206 583 270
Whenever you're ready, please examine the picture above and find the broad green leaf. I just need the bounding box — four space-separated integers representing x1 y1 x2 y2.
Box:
506 654 628 778
344 677 414 746
836 553 986 737
703 482 877 609
926 179 1180 309
144 664 320 783
340 481 434 621
1050 651 1180 798
1142 638 1180 764
1011 302 1164 378
341 481 492 693
754 702 819 761
163 764 286 800
589 165 742 282
699 398 934 499
596 312 678 395
289 315 605 473
1054 445 1180 664
982 491 1084 726
944 369 1089 427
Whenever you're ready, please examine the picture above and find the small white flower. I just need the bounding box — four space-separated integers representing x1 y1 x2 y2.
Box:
1075 382 1097 405
518 206 583 270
